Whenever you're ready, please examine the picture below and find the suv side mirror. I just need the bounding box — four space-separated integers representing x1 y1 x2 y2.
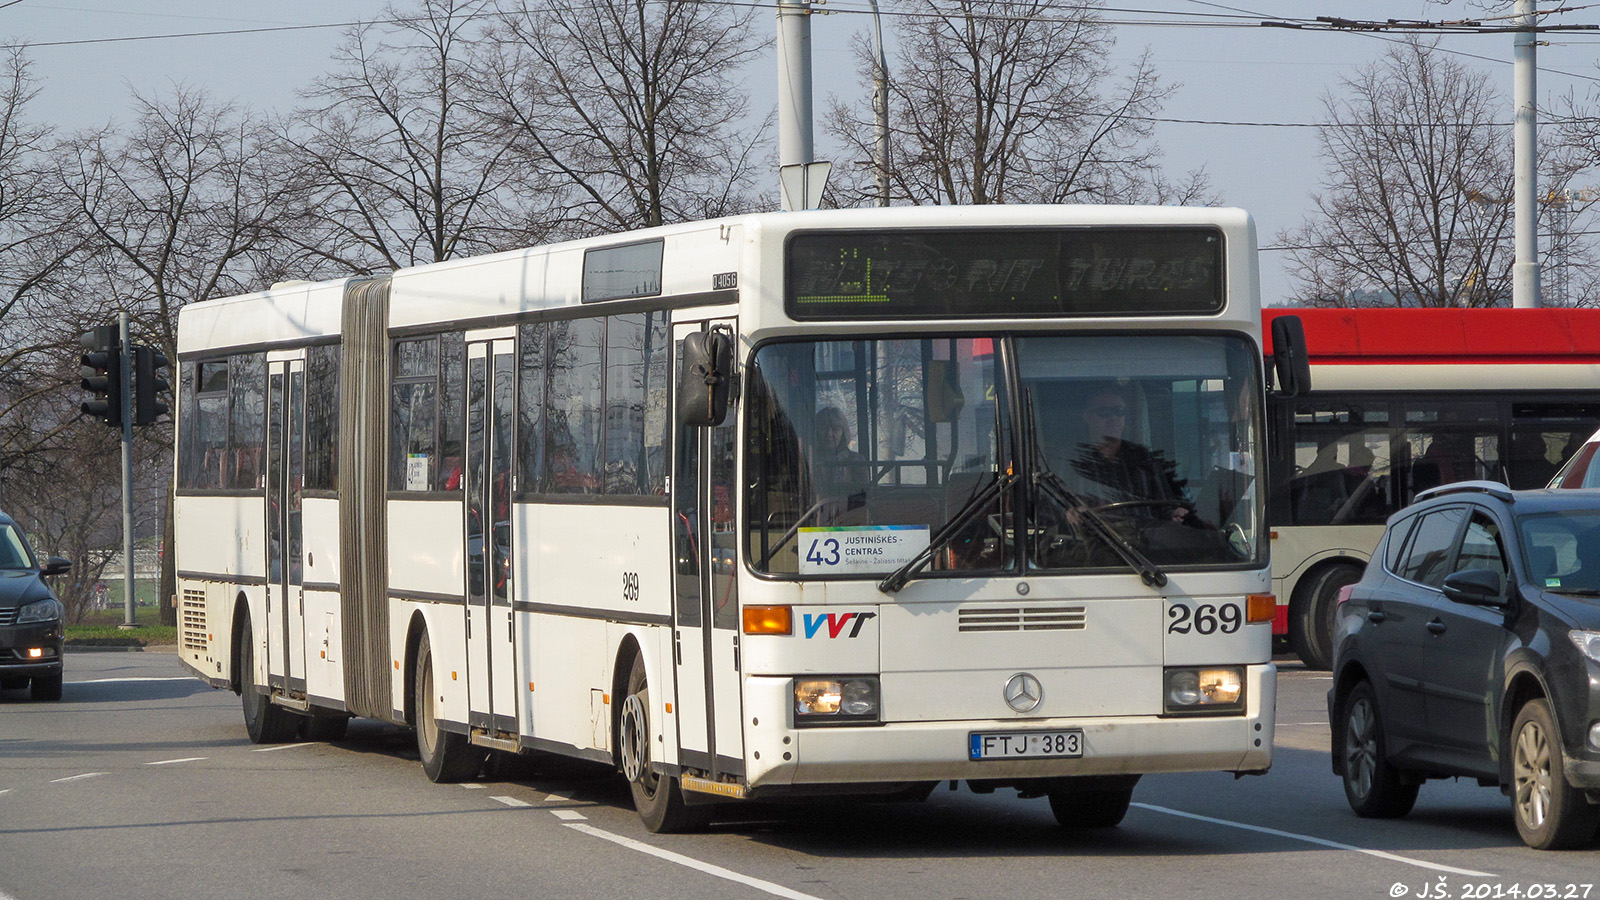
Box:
41 556 72 577
678 328 733 427
1442 568 1509 609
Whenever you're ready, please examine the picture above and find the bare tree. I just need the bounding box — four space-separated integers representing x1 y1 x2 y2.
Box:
283 0 531 271
480 0 770 233
823 0 1209 207
1281 39 1586 307
54 86 296 623
0 44 92 506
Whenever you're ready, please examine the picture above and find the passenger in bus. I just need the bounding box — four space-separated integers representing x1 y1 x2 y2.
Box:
813 406 870 498
1068 384 1192 522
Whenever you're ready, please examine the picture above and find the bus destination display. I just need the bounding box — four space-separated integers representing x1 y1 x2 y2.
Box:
786 228 1223 319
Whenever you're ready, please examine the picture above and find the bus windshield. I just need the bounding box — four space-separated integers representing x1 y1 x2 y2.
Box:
745 333 1263 580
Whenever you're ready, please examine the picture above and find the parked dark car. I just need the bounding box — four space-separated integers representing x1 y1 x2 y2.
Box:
1329 481 1600 849
0 510 70 702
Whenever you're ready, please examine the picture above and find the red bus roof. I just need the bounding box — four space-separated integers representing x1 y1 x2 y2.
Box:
1262 307 1600 365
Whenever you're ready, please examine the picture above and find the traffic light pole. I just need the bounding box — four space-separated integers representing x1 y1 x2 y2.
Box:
118 313 137 629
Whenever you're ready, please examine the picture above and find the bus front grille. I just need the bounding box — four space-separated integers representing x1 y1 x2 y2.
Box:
958 606 1086 633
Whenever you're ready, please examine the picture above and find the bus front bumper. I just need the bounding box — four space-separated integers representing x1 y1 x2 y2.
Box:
741 663 1275 788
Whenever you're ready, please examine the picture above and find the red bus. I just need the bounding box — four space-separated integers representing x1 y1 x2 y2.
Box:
1264 308 1600 668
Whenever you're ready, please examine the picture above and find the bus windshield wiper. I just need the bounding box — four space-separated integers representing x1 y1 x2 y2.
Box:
878 469 1015 593
1023 389 1167 589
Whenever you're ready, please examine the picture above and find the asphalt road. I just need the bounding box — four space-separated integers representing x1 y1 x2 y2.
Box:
2 651 1596 900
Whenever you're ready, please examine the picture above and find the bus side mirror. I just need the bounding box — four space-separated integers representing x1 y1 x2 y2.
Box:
1271 315 1312 397
679 328 733 426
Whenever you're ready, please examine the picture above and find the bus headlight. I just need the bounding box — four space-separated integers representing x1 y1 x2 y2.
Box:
1163 666 1245 715
795 676 880 725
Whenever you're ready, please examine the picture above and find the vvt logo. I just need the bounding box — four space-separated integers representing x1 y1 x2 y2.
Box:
802 612 877 639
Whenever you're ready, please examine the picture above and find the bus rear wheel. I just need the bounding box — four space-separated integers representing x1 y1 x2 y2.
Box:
239 616 297 743
1291 564 1360 671
414 631 485 783
620 655 707 833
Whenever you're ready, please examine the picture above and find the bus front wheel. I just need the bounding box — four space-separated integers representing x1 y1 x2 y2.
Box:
1046 775 1139 829
1291 564 1360 671
620 655 707 833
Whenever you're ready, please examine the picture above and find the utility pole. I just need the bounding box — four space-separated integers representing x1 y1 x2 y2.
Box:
117 312 137 628
868 0 890 207
1512 0 1541 308
777 0 829 210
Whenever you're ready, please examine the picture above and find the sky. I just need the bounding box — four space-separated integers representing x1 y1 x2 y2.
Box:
4 0 1599 306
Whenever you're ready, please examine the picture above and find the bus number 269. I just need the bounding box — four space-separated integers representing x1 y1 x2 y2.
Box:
1167 602 1242 635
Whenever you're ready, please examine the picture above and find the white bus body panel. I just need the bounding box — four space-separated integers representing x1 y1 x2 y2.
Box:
176 495 266 580
519 503 671 755
388 225 744 330
176 280 347 353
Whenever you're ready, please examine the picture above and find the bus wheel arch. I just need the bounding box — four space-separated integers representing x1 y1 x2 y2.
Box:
402 612 428 728
609 637 643 772
229 592 251 695
616 647 707 833
1290 560 1363 671
411 620 485 782
235 593 297 743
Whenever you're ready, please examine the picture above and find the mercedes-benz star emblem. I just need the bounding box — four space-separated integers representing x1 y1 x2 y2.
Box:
1003 672 1043 713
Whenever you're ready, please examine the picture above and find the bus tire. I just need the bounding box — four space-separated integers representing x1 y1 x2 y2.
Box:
620 655 707 833
239 617 298 743
414 631 485 783
1047 776 1139 829
1291 564 1360 671
1340 681 1418 818
1511 698 1600 850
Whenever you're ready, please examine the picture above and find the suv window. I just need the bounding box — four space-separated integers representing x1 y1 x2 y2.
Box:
1455 510 1509 580
1398 506 1466 587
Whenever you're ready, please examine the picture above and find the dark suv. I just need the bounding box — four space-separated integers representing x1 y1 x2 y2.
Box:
1329 482 1600 850
0 511 70 702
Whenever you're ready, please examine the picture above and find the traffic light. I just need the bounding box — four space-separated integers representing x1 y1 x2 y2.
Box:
133 345 170 426
79 326 123 428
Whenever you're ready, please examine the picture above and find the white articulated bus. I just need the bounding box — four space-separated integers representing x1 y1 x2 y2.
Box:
174 206 1296 832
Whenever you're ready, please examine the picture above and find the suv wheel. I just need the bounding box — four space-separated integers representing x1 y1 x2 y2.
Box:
1511 698 1600 850
1341 681 1419 818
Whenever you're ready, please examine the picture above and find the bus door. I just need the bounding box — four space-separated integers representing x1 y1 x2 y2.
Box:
464 336 517 734
264 355 307 694
670 320 744 778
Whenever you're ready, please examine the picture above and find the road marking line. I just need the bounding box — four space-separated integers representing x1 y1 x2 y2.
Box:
461 784 486 789
543 793 572 802
1132 803 1494 877
0 788 10 796
1 888 19 900
566 822 826 900
50 773 108 783
67 677 194 684
250 743 314 753
550 809 586 821
146 757 207 766
492 796 533 808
